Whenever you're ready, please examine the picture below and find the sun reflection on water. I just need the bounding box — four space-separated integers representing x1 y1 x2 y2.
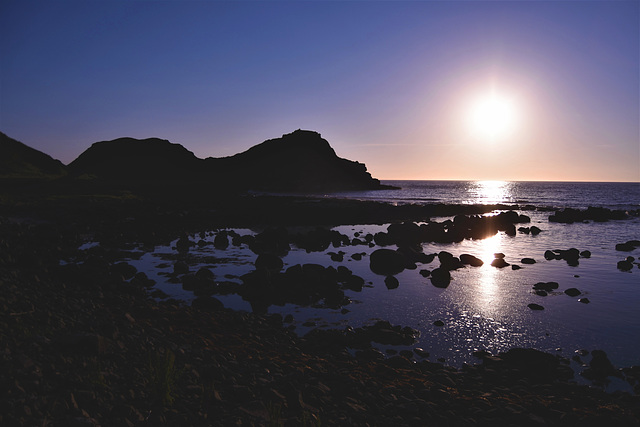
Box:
476 233 502 305
469 180 513 205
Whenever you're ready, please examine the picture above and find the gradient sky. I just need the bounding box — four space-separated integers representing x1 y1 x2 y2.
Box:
1 1 638 182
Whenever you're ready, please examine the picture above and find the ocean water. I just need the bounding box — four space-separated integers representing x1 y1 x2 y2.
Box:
106 181 640 374
338 180 640 211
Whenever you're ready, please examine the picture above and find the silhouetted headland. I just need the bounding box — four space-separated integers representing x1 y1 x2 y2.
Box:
0 132 66 178
66 129 393 193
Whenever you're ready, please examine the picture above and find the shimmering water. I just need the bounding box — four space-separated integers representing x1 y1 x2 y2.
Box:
110 181 640 370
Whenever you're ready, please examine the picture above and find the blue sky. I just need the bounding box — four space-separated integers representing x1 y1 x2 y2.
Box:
1 0 638 181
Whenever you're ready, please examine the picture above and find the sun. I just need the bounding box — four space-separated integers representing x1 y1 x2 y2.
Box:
467 91 519 141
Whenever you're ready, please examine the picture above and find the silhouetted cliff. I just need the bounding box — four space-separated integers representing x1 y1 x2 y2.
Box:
68 137 205 181
0 132 66 178
208 130 384 191
68 130 386 192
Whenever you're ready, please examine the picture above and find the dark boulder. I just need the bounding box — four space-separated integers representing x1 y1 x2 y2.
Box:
491 258 510 268
617 260 633 271
384 275 399 290
528 303 544 310
582 349 622 381
459 254 484 267
521 258 536 264
430 268 451 288
369 249 406 276
255 253 284 272
533 282 559 292
564 288 581 297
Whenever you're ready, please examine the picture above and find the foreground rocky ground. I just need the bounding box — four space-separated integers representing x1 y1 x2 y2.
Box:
1 193 640 426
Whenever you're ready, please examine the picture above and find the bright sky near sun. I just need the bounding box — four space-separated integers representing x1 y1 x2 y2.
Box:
1 1 638 182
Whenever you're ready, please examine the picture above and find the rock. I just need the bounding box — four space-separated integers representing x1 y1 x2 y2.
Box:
213 232 229 250
430 268 451 288
173 260 189 275
433 320 444 327
582 349 621 381
564 288 581 297
195 267 214 281
491 258 510 268
521 258 536 264
530 226 542 235
578 298 590 304
616 242 638 252
419 269 431 278
528 303 544 310
535 290 548 296
369 249 406 276
580 250 591 258
438 251 464 270
533 282 559 292
112 262 137 280
544 250 559 260
255 253 284 272
384 275 399 290
459 254 483 267
617 260 633 271
494 253 506 259
351 253 363 261
414 348 430 358
511 264 522 270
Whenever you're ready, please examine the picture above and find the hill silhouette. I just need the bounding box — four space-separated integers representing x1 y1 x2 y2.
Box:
0 132 66 178
69 130 387 192
68 137 205 181
208 130 384 191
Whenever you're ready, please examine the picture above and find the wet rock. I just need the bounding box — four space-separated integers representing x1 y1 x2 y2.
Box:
535 290 548 296
580 250 591 258
430 268 451 288
459 254 483 267
438 251 464 270
491 258 510 268
530 226 542 235
112 262 137 280
544 250 559 260
433 320 444 327
616 241 640 251
533 281 559 292
527 303 544 310
564 288 581 297
414 348 430 358
521 258 536 264
255 253 284 272
578 298 590 304
582 349 622 381
384 275 399 290
511 264 522 270
617 260 633 271
419 269 431 278
550 207 628 223
195 267 214 281
213 232 229 249
328 251 345 262
369 249 406 276
173 260 189 275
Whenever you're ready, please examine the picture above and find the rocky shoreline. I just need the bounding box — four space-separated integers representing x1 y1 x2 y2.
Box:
2 195 640 426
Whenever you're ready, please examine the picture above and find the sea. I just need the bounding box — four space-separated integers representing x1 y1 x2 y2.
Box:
92 181 640 381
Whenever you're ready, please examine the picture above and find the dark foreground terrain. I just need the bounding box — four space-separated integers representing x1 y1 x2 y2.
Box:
2 191 640 426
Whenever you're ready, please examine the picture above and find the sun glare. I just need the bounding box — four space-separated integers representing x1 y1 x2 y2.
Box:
467 91 519 142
